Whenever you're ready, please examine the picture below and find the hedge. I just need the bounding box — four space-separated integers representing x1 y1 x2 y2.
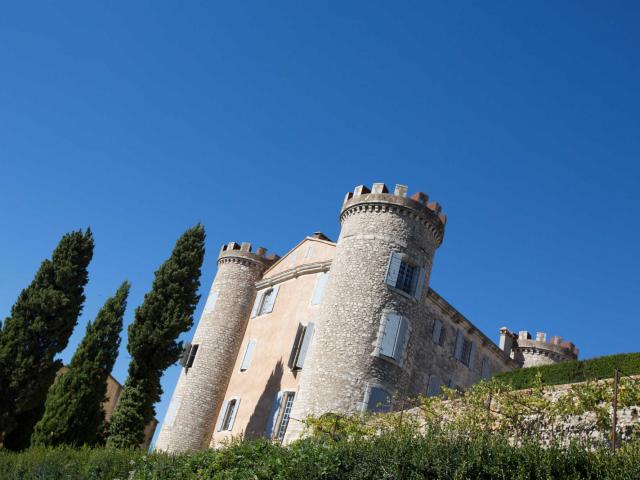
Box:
2 434 640 480
494 352 640 389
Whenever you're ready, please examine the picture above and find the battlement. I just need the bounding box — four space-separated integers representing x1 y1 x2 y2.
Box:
218 241 279 268
340 183 447 245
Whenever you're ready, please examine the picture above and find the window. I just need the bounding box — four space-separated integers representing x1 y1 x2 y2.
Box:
179 342 198 369
240 339 256 371
385 252 425 299
275 392 295 442
481 357 491 379
453 330 475 368
251 285 280 318
288 322 315 370
432 319 446 346
216 398 241 432
311 272 329 305
378 313 409 362
366 386 391 413
305 245 313 258
202 290 218 315
163 396 182 428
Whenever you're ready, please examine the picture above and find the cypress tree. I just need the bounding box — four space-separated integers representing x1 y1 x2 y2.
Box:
31 282 130 447
0 229 93 449
107 225 205 448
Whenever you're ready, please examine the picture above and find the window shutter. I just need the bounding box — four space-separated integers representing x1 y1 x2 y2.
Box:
393 317 408 362
250 291 264 318
295 322 315 369
380 313 400 357
186 344 199 368
265 391 283 437
413 267 426 299
482 358 491 379
427 376 441 397
367 387 391 412
216 400 228 432
263 285 280 314
432 319 442 344
311 272 329 305
385 252 402 287
203 290 219 315
163 396 182 428
287 324 305 369
179 342 192 367
228 398 241 430
454 330 464 360
305 245 313 258
468 342 477 370
240 340 256 371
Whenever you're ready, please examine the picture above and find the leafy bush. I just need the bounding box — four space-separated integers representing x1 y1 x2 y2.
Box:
2 434 640 479
494 352 640 389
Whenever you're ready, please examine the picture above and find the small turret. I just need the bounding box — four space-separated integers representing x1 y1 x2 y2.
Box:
501 328 578 368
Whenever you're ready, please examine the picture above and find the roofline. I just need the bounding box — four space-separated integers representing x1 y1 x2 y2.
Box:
262 236 336 276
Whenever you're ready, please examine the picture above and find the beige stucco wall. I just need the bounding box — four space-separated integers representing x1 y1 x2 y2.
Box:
210 237 335 446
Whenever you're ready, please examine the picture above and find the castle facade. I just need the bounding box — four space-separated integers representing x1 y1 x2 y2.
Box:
155 183 578 452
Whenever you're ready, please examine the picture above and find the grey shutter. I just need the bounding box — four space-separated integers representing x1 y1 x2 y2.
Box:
413 267 426 299
265 391 283 437
393 317 408 362
385 252 402 287
427 376 441 397
454 330 464 360
295 322 314 369
287 324 305 369
228 398 241 430
163 396 182 428
380 314 400 357
432 319 442 344
250 291 264 318
240 340 256 371
482 358 491 379
215 400 228 432
311 273 329 305
468 342 477 370
367 387 391 412
203 290 218 315
263 285 280 314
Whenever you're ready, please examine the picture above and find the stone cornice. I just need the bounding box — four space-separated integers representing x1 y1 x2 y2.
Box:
256 260 332 289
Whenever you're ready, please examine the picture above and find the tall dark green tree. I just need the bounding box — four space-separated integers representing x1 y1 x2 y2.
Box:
31 282 130 447
0 229 94 449
107 225 205 448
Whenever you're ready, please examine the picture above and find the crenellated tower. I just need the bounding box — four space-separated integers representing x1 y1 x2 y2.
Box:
155 242 278 453
285 182 447 442
499 328 579 368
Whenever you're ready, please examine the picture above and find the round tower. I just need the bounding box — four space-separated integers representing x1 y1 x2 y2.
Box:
155 242 277 453
285 182 446 442
512 330 579 368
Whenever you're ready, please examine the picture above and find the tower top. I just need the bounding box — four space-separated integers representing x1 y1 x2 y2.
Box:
340 183 447 246
218 241 279 270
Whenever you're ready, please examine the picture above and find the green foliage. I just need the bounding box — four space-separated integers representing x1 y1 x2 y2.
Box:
31 282 130 447
1 435 640 479
494 352 640 389
107 225 206 449
0 229 94 450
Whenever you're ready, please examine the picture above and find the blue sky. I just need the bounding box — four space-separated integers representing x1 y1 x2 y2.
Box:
1 1 639 447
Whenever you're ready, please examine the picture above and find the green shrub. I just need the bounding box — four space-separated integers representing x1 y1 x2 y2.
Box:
494 352 640 389
2 434 640 479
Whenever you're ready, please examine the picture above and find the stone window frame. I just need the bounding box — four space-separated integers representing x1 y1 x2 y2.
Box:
372 309 411 368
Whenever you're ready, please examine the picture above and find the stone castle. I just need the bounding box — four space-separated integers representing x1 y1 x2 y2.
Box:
155 183 579 453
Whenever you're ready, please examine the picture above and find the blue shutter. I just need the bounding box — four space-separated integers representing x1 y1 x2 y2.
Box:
413 267 426 299
380 314 400 357
250 291 264 318
265 391 283 438
385 252 402 287
427 376 441 397
240 340 256 371
482 358 491 379
432 319 442 344
263 285 279 314
203 290 218 314
228 398 241 430
295 323 315 369
454 330 464 360
311 273 329 305
216 400 228 432
393 317 408 362
468 342 477 370
367 387 391 412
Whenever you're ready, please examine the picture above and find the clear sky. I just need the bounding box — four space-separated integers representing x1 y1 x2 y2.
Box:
1 1 639 447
